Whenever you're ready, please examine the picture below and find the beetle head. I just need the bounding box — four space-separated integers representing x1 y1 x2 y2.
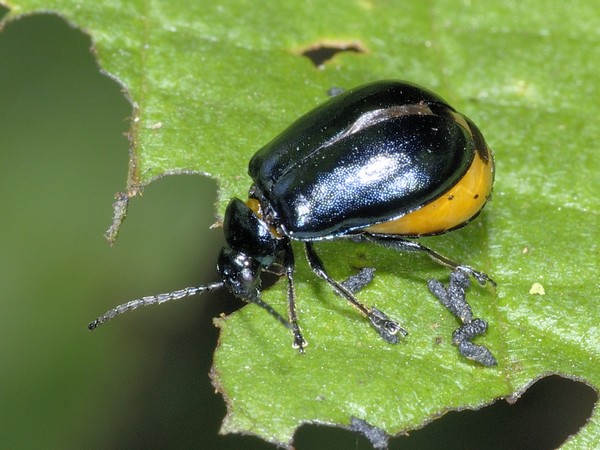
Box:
217 246 262 301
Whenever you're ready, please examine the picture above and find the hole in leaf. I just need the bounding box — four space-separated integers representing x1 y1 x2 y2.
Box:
300 42 365 67
293 375 597 450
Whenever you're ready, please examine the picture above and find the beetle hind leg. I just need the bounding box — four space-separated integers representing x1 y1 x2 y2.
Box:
304 242 407 343
361 234 496 287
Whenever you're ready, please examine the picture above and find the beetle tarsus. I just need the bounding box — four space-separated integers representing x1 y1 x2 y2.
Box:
457 266 496 288
292 332 308 353
368 307 408 344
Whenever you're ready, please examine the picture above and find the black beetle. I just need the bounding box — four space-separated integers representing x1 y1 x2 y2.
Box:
90 80 495 352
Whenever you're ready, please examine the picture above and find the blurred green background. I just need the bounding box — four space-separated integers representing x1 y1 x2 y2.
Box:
0 8 596 450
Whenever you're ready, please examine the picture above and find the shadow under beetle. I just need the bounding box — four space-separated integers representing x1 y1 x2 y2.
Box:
90 80 495 355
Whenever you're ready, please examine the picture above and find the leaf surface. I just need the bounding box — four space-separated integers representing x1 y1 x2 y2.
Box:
2 1 598 447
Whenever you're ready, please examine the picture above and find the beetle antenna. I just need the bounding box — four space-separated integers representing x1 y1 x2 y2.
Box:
88 281 225 330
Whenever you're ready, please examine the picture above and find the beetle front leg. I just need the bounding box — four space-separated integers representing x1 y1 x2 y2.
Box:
304 242 407 343
282 241 307 352
360 234 496 287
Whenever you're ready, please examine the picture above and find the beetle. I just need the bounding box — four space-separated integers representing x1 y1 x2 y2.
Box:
90 80 495 352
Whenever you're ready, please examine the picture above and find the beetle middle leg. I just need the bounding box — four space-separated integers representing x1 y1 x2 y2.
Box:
304 242 407 343
359 233 496 287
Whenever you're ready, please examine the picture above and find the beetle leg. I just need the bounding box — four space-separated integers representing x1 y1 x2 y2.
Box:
304 242 407 343
248 296 291 329
361 234 496 287
282 241 307 352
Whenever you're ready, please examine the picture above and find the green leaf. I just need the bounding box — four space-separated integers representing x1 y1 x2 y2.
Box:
3 0 598 448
